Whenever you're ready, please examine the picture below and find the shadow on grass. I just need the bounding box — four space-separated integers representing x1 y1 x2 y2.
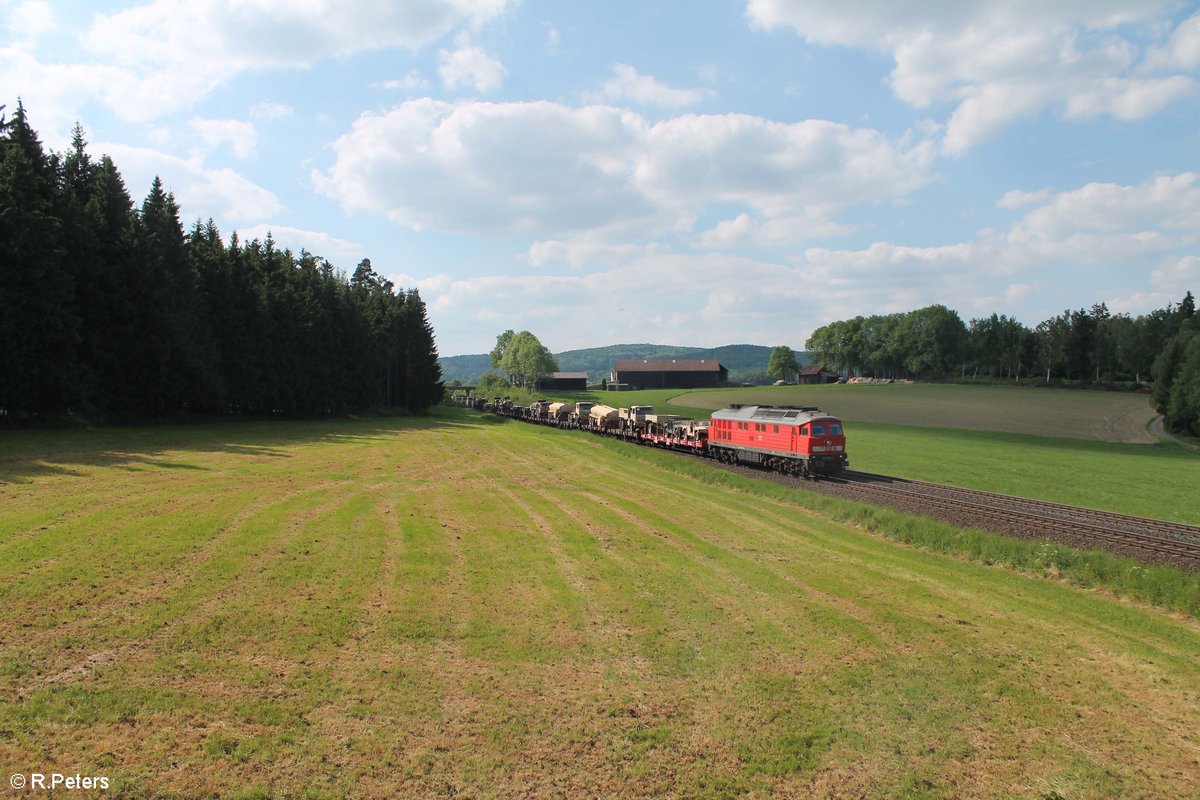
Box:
0 406 491 484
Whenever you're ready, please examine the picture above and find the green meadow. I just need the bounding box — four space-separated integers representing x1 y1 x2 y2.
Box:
847 422 1200 524
1 410 1197 798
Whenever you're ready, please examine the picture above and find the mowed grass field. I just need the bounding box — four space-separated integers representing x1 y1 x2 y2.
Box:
1 410 1198 799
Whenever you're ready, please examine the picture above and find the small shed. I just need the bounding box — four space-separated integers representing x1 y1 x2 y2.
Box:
798 363 840 385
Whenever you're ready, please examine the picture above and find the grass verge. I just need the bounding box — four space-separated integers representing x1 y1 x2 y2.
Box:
583 429 1200 618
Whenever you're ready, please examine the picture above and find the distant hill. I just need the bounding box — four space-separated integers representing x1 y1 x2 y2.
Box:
439 344 812 385
438 353 492 385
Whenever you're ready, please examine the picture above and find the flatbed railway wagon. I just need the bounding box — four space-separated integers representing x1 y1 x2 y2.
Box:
708 404 847 478
547 402 577 428
642 417 709 453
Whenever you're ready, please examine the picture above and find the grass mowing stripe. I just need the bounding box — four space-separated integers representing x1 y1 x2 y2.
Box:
111 483 350 643
237 491 384 655
387 488 466 646
477 435 812 674
441 492 583 663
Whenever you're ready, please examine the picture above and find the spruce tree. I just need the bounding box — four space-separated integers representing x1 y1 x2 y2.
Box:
0 102 78 417
401 289 443 410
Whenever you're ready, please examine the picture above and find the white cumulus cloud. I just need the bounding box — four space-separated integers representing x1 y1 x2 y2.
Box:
250 101 294 121
592 63 711 108
997 188 1051 209
5 0 515 125
190 117 258 159
438 34 507 93
4 1 56 49
790 171 1200 323
236 224 366 265
313 100 933 248
313 99 652 237
374 71 430 91
1145 12 1200 70
746 0 1199 154
99 141 282 223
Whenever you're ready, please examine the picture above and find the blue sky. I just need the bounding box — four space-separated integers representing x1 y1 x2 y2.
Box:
5 0 1199 356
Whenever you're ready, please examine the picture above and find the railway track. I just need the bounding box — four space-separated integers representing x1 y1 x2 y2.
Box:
827 470 1200 566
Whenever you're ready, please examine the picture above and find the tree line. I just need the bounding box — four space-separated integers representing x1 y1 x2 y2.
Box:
0 102 443 423
805 297 1199 435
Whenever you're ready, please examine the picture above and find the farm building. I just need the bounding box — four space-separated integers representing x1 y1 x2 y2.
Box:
609 359 728 389
798 363 840 384
537 372 588 391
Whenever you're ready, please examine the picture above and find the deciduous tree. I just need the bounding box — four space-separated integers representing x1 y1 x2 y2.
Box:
767 345 800 382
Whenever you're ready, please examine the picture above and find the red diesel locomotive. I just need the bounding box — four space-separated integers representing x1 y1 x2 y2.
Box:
708 404 847 478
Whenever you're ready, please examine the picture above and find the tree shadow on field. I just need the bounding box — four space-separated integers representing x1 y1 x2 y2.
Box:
0 406 487 484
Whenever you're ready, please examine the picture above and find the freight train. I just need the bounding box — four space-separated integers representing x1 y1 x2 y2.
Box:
454 395 848 479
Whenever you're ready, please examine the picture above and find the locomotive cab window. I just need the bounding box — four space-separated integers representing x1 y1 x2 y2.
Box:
812 424 826 436
829 423 843 435
799 426 808 435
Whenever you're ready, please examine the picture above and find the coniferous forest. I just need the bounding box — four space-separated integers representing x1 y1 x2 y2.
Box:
0 103 443 423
